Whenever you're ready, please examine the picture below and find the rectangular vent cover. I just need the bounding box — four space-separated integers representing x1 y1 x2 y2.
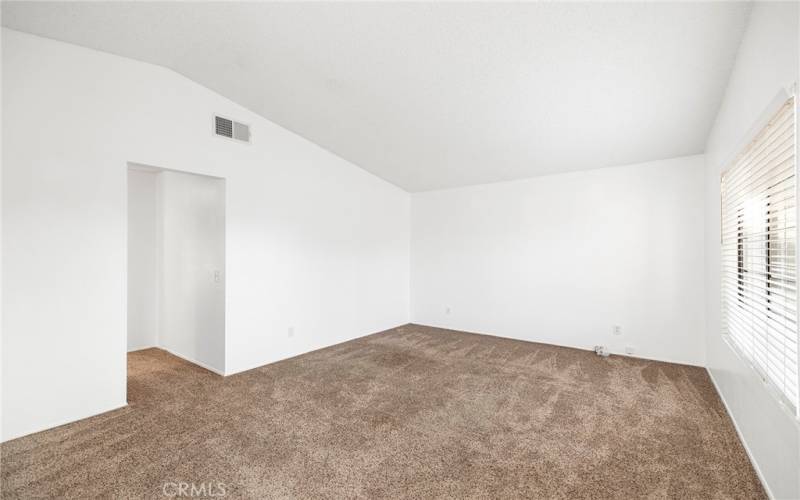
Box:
214 115 250 143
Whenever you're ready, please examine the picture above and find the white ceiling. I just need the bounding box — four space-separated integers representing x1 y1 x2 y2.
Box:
2 2 751 192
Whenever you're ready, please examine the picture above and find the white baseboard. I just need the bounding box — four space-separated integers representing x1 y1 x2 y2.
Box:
224 323 411 376
1 401 128 443
127 344 157 353
612 349 703 367
409 322 703 367
706 368 774 500
225 350 306 377
159 347 225 376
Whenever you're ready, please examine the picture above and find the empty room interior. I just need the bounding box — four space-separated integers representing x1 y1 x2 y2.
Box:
1 1 800 499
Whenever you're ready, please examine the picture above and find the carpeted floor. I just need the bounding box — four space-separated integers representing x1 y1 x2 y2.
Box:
1 324 765 499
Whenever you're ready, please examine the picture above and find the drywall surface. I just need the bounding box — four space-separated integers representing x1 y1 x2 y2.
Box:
0 2 751 191
703 2 800 498
411 155 706 366
0 27 4 450
1 28 410 441
127 169 159 352
158 170 225 374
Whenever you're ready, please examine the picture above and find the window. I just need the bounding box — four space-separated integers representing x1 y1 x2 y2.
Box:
721 97 798 417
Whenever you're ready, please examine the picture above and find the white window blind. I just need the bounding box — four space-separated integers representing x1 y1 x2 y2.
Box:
721 97 798 417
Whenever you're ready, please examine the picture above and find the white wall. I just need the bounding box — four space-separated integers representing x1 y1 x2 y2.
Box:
1 28 410 442
0 17 4 445
412 156 706 366
127 169 159 351
703 2 800 498
158 170 226 374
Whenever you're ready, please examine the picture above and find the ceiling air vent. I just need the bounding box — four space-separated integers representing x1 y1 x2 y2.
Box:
214 115 250 143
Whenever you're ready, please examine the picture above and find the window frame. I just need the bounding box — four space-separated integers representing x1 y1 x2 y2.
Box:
720 89 800 421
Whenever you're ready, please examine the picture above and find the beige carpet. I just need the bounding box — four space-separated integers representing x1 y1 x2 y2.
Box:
1 324 765 499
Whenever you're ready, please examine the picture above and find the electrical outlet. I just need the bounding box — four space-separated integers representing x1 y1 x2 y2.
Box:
445 307 451 315
288 326 295 338
625 346 635 355
613 325 622 335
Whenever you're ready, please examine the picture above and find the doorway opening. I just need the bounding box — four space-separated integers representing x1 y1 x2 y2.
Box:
126 163 226 386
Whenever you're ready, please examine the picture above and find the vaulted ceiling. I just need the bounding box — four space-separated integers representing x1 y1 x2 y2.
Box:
2 2 751 191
